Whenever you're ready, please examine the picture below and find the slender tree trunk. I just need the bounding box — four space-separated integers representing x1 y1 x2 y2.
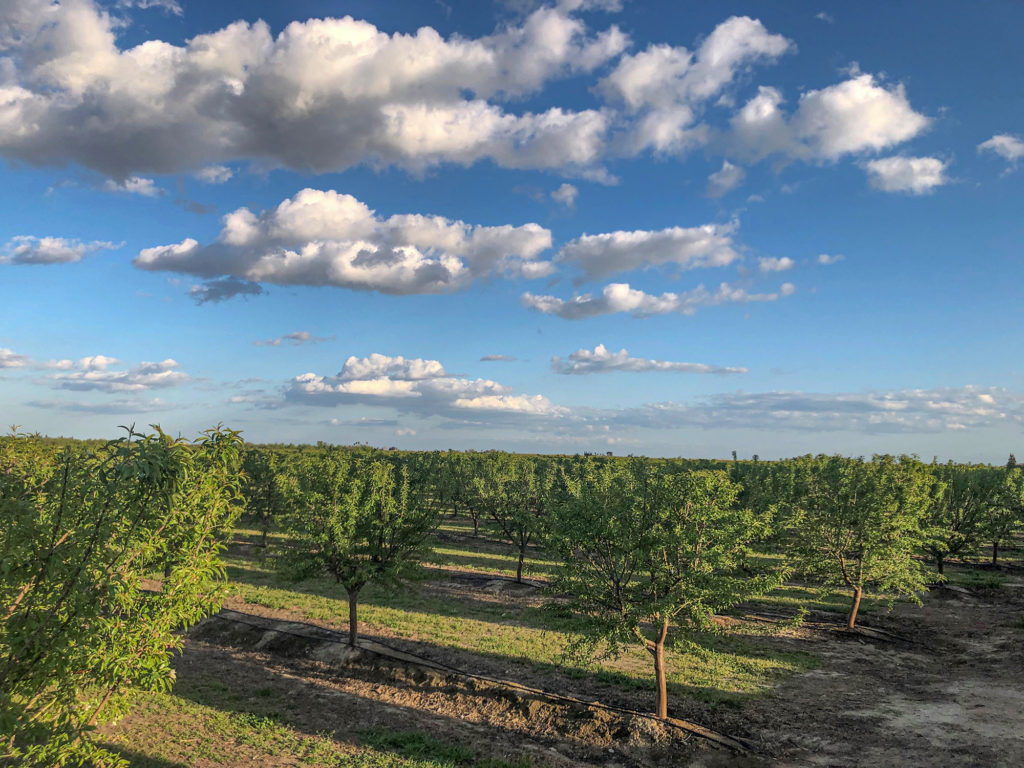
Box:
516 547 525 583
936 555 945 575
347 586 361 648
260 522 269 562
992 541 999 566
847 586 863 630
473 513 479 537
652 616 670 718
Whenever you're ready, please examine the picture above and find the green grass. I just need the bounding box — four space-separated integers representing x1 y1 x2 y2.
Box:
102 690 439 767
944 567 1007 590
101 671 531 768
220 530 816 704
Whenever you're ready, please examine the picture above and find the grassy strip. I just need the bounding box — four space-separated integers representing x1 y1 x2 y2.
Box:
221 554 815 704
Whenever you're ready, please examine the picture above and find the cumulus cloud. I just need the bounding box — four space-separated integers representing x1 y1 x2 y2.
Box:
556 223 739 280
551 183 578 208
600 16 793 154
522 280 794 319
551 344 748 375
817 253 844 265
706 160 745 197
729 74 929 162
1 236 119 265
978 134 1024 170
0 0 624 178
338 353 447 381
758 256 794 272
0 348 30 369
137 188 554 296
103 176 162 197
254 331 334 347
284 353 568 420
863 155 949 194
607 386 1022 435
195 165 234 184
38 354 119 371
46 359 192 392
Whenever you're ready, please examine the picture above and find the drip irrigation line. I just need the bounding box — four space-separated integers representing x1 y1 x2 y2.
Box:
202 607 755 753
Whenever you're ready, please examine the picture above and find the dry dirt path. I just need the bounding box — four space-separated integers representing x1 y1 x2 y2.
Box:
739 582 1024 767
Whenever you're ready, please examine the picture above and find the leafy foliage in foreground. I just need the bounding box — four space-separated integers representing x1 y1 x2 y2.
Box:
0 426 243 767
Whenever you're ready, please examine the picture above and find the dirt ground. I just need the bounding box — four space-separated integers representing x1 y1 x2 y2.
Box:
113 575 1024 767
745 579 1024 767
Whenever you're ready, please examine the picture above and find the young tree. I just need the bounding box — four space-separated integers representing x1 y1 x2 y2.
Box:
280 450 440 647
922 463 1000 574
1 426 243 767
984 470 1024 565
473 453 551 583
436 452 485 535
548 459 781 718
790 454 933 629
239 446 286 554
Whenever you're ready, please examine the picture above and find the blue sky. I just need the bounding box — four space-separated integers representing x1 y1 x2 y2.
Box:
1 0 1022 461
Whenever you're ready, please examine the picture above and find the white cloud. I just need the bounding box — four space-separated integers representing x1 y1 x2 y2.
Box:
815 12 834 23
339 353 447 381
47 359 192 392
40 354 120 371
551 344 748 375
758 256 794 272
817 253 844 265
104 176 162 197
0 0 624 177
556 223 739 280
521 280 794 319
551 183 578 208
136 188 554 297
607 385 1022 435
600 16 793 154
1 236 119 265
0 348 30 369
395 427 417 436
706 160 745 197
978 134 1024 169
195 165 234 184
285 353 568 419
254 331 334 347
730 74 930 161
481 354 517 362
864 155 949 194
117 0 183 15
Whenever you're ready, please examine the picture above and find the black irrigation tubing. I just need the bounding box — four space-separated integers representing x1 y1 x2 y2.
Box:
203 608 755 753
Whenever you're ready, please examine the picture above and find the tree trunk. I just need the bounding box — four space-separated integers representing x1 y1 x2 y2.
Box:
847 586 863 630
992 541 999 566
516 547 525 583
347 586 361 648
163 561 171 579
260 524 269 562
936 555 944 575
473 514 479 537
652 617 670 718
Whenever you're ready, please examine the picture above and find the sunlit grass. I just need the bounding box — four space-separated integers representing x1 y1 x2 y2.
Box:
221 551 814 704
